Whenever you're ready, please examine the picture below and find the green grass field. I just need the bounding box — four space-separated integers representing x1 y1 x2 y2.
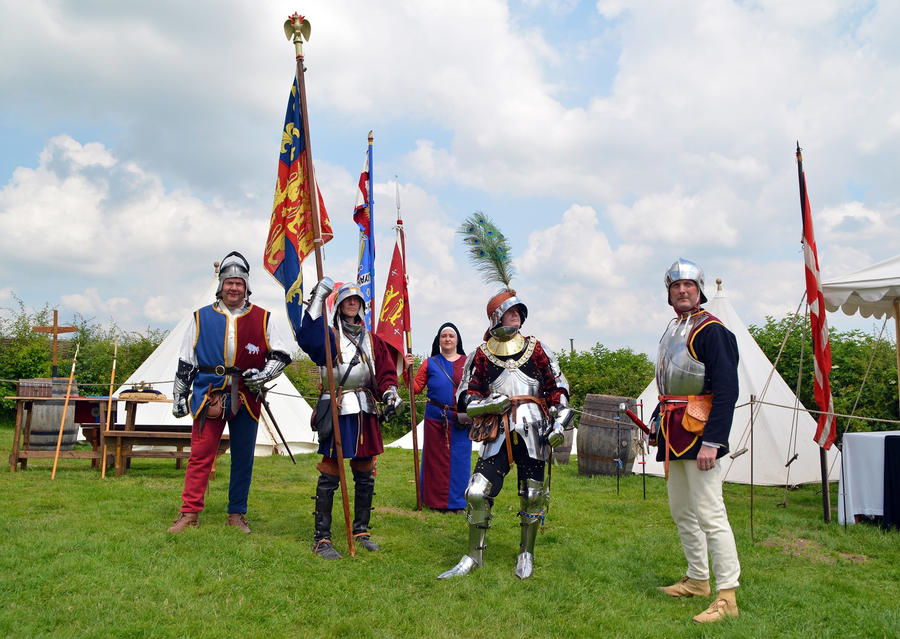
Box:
1 421 897 639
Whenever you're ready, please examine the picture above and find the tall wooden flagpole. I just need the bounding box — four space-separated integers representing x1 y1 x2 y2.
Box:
285 12 354 556
396 178 422 510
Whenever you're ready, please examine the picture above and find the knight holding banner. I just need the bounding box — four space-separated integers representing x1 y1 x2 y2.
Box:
297 279 401 559
438 215 572 580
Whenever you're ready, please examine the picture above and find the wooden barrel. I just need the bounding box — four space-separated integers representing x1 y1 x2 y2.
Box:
576 394 636 476
19 378 80 451
551 427 575 465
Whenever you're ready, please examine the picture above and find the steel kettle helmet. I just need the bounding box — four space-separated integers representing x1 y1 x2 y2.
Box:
664 258 707 305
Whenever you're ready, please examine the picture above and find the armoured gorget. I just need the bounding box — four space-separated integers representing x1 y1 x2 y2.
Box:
656 312 706 396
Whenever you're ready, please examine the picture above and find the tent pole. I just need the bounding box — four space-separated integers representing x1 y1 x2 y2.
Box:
894 299 900 417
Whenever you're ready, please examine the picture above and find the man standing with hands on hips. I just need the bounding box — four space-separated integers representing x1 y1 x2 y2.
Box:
650 258 741 623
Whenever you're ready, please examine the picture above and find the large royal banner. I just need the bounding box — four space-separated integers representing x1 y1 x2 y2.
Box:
265 76 333 338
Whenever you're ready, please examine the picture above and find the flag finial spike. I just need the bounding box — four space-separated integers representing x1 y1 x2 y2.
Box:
284 13 311 58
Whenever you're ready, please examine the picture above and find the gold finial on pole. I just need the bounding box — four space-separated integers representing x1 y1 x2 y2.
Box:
284 12 311 58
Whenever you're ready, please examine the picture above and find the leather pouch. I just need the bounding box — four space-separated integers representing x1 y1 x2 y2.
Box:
311 397 334 441
683 394 712 435
205 392 224 420
469 415 500 442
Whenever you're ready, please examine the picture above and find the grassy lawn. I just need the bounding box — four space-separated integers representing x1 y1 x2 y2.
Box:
1 418 897 639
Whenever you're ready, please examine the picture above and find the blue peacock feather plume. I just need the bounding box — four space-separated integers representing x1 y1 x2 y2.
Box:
458 212 515 288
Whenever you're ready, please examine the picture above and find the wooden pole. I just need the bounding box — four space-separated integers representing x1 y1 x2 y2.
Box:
101 342 118 478
51 343 79 479
750 394 755 542
398 219 422 510
286 12 354 556
894 299 900 418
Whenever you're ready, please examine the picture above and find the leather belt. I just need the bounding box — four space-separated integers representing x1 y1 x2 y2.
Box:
198 365 245 417
199 365 244 376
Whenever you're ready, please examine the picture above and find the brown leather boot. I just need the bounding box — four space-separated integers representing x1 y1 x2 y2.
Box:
693 588 739 623
658 575 711 598
227 513 251 534
167 512 199 534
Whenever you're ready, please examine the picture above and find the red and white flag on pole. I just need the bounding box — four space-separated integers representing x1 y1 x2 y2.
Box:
797 143 836 449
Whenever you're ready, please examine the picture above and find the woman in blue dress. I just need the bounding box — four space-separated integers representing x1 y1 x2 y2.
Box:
404 323 472 511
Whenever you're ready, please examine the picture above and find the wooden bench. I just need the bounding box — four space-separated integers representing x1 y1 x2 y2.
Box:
102 425 229 477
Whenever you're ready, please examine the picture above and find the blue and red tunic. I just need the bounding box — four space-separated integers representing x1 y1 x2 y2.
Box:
411 355 471 510
189 303 269 420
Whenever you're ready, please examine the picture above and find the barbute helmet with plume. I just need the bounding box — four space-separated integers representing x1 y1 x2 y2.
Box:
458 213 527 338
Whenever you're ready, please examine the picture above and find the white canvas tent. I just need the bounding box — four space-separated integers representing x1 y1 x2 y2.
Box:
114 277 317 456
634 281 839 486
822 254 900 414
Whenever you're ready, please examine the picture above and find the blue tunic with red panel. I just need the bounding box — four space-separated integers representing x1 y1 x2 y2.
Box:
415 355 471 510
653 311 739 461
189 303 269 418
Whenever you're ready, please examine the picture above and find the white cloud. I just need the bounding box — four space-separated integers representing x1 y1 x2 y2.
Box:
2 0 899 358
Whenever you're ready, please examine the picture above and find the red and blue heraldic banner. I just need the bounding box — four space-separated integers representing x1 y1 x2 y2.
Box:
265 76 333 339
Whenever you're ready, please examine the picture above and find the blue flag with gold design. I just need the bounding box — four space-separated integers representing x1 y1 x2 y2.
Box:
264 76 333 339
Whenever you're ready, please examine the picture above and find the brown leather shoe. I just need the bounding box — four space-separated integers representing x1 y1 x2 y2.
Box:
227 513 251 534
658 575 711 598
167 512 199 534
693 589 739 623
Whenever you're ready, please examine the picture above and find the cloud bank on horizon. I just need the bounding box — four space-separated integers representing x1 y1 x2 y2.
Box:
1 0 898 358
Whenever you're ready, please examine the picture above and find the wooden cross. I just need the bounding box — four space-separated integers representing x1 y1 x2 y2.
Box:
32 310 77 377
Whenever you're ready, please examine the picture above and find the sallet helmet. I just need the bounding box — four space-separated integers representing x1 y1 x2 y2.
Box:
217 251 251 299
664 258 707 305
486 287 528 339
331 282 367 324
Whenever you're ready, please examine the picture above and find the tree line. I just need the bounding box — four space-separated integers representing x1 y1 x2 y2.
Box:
2 299 897 441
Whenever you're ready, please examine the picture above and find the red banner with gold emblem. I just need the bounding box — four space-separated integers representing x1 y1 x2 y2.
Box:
375 240 408 361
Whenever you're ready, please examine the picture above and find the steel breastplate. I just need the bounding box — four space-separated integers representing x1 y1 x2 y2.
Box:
319 331 376 414
484 366 550 462
656 315 706 396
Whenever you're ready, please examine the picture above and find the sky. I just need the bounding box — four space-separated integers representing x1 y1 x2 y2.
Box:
2 0 899 360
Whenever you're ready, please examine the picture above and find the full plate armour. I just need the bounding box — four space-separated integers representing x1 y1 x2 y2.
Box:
656 314 707 396
318 330 377 415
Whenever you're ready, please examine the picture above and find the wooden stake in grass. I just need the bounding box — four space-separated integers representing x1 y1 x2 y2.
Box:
51 343 79 480
101 341 118 479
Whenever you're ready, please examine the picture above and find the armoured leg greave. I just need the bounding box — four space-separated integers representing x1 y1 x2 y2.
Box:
515 478 547 579
438 473 493 579
313 472 339 543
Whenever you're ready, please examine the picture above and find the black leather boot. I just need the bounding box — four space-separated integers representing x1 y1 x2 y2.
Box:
313 473 341 559
352 468 379 551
